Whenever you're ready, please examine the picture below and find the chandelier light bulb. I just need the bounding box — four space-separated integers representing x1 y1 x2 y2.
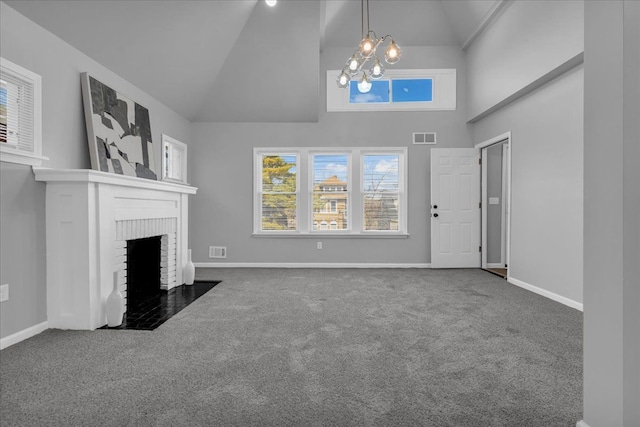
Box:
265 0 277 7
384 40 401 64
359 34 375 57
369 57 385 79
357 73 372 93
336 70 351 88
347 53 360 74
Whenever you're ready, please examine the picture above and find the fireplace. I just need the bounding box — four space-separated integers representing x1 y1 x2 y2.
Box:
34 167 197 330
127 236 162 305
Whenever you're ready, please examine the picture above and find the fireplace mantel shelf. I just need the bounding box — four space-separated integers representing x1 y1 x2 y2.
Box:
33 167 197 194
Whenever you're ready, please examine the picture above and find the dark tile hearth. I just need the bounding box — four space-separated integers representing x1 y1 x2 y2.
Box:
100 281 220 331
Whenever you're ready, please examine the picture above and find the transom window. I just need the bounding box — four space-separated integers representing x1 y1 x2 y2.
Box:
327 68 456 112
254 148 407 236
347 78 433 104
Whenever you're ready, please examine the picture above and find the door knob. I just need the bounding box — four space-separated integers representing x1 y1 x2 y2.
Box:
433 205 438 209
433 213 439 218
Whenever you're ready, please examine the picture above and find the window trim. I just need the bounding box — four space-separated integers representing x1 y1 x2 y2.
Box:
327 68 456 112
361 150 406 233
254 147 408 237
161 134 188 184
0 57 47 167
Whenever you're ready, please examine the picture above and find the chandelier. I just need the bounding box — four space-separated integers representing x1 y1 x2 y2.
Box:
336 0 401 93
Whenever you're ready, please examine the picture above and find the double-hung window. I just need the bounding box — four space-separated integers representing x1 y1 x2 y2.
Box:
254 148 407 236
257 153 298 232
362 153 401 231
312 153 349 232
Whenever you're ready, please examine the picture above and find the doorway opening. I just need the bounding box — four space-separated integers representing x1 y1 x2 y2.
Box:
475 132 511 279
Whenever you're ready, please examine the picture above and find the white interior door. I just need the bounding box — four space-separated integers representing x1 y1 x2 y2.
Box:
430 148 481 268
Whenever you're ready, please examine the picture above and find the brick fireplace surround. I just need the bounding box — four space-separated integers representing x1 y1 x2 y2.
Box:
34 168 197 330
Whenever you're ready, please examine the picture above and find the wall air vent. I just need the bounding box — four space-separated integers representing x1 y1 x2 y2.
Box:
209 246 227 259
412 132 437 145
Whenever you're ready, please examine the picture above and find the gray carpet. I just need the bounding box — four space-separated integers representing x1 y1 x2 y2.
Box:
0 268 582 426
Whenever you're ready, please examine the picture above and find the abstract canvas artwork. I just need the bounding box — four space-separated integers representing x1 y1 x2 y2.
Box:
81 73 157 180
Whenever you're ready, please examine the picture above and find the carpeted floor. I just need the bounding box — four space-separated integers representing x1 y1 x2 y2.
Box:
0 268 582 426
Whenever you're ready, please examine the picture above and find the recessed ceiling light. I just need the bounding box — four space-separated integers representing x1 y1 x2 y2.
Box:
265 0 277 7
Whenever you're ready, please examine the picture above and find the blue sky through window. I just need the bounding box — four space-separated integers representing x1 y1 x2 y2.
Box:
392 79 433 103
0 87 7 106
363 155 399 192
281 155 296 173
349 81 390 104
313 154 348 185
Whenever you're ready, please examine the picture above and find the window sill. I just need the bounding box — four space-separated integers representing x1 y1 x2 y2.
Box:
252 232 409 239
1 146 48 167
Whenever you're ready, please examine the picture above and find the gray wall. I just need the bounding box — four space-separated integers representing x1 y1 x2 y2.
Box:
583 1 640 425
466 0 584 121
189 46 472 265
472 67 584 305
467 0 585 306
0 3 191 339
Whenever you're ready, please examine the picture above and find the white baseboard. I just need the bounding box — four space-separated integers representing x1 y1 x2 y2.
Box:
507 277 583 311
576 421 590 427
0 321 48 350
194 262 431 269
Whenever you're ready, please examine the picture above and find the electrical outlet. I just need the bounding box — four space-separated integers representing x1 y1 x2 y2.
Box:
317 242 323 250
0 284 8 302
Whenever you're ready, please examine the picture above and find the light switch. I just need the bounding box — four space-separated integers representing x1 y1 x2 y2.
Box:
489 197 500 205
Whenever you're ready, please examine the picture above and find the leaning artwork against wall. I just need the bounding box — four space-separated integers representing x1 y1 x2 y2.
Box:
80 73 157 180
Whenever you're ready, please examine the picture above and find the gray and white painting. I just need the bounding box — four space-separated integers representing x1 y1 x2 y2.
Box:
81 74 157 180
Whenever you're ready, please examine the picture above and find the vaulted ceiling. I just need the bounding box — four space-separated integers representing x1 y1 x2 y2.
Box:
5 0 499 122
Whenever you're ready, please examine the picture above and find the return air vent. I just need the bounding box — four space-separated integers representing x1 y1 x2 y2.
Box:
412 132 437 145
209 246 227 259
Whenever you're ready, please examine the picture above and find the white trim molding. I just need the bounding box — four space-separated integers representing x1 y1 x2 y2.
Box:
508 276 583 311
0 321 48 350
467 53 584 123
195 262 431 269
576 421 590 427
461 0 512 50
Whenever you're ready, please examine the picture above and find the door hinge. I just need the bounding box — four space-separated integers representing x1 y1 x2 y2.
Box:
478 158 482 165
479 246 482 252
479 202 482 209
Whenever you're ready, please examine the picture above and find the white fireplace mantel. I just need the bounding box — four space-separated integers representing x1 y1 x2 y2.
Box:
33 167 197 330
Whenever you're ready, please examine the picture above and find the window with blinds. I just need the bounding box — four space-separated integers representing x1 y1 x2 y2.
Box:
363 154 401 231
312 153 349 231
258 153 298 232
0 58 44 166
254 148 407 236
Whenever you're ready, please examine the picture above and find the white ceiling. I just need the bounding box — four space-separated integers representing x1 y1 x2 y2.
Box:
5 0 499 122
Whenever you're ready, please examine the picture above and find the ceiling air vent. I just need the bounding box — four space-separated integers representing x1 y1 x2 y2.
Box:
413 132 437 145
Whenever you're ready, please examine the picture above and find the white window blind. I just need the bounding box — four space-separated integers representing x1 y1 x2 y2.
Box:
254 147 407 236
0 57 45 166
258 153 299 232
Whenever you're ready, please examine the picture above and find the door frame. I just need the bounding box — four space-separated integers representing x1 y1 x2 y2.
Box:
475 131 512 271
